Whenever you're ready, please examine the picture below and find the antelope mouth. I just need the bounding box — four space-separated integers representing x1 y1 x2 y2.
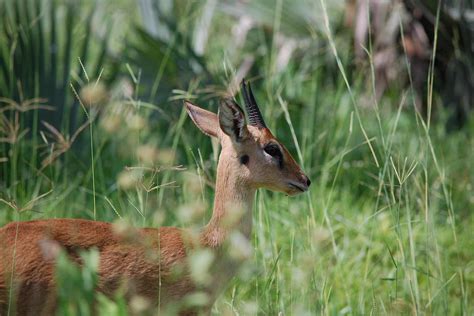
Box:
287 182 307 193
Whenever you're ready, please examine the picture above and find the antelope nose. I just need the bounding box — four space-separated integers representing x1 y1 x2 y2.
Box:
302 175 311 187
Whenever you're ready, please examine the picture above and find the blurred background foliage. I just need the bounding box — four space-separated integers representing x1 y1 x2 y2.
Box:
0 0 473 314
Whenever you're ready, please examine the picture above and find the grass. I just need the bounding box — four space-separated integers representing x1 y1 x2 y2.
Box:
1 0 473 315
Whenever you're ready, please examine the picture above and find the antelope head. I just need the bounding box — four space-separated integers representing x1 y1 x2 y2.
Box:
184 79 310 196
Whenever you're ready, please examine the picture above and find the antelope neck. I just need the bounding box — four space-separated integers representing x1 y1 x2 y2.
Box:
201 154 256 248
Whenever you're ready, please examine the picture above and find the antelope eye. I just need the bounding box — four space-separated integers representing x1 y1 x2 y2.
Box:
264 144 282 158
264 143 284 168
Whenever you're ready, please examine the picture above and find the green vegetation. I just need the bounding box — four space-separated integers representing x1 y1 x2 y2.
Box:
0 0 472 314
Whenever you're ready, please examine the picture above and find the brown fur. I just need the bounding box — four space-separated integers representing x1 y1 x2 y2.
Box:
0 219 198 315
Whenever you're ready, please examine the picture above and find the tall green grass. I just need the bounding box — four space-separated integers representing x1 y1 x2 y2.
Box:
0 0 472 315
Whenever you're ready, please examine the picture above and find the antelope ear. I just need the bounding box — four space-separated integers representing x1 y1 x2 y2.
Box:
184 100 218 137
218 99 248 143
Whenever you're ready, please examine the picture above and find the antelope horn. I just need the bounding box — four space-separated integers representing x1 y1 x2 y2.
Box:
241 79 267 129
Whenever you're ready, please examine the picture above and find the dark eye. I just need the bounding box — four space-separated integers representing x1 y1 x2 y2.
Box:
264 144 281 157
264 143 284 168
